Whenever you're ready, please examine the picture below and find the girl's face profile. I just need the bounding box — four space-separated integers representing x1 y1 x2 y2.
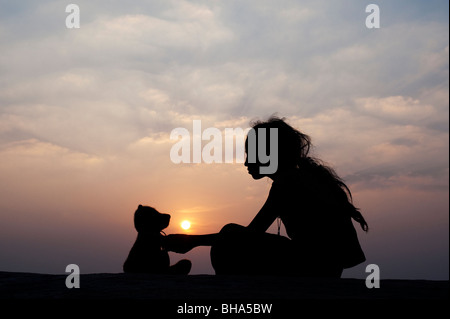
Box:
244 153 264 179
244 135 266 180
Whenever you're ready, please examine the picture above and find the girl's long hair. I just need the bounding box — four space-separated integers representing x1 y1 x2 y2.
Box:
251 116 368 232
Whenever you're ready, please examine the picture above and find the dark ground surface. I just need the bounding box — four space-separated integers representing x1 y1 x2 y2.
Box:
0 271 448 299
0 271 447 317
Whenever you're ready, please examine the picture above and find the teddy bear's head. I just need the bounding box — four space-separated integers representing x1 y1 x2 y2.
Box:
134 205 170 233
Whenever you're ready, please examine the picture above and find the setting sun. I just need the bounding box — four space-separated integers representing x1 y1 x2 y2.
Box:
181 220 191 230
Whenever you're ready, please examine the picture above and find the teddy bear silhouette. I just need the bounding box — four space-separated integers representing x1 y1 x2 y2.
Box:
123 205 192 274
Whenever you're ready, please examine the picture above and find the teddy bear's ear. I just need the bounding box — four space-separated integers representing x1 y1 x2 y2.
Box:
138 204 142 209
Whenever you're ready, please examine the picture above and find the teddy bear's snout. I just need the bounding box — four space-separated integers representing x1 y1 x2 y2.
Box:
161 214 171 229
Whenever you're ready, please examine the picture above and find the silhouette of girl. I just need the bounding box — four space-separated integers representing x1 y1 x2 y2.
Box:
163 116 368 277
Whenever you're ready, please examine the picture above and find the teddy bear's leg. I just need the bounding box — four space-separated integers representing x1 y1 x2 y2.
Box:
168 259 192 275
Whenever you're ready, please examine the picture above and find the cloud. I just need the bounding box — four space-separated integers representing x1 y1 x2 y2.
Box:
1 1 447 144
0 138 103 178
1 0 447 187
287 92 448 193
71 11 233 58
355 96 436 124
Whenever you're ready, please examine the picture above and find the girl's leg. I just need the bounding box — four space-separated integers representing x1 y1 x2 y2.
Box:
210 223 293 275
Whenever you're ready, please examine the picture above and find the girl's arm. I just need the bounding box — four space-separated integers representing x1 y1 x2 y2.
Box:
164 185 282 253
162 233 218 254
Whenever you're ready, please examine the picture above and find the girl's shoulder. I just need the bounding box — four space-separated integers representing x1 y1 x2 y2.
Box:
271 170 310 196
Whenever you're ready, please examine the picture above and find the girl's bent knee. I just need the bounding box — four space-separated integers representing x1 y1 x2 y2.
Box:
219 223 245 234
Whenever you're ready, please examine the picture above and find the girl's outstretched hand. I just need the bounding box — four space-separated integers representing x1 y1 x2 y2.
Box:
162 234 196 254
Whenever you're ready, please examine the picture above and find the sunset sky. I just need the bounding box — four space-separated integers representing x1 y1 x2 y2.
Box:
0 0 448 280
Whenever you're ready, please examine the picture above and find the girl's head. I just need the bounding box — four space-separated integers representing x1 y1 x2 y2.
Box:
244 116 312 179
